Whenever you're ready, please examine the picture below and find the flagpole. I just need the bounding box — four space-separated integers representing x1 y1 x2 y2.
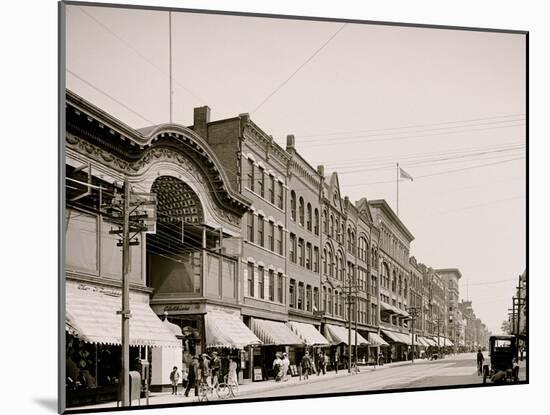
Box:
396 162 399 217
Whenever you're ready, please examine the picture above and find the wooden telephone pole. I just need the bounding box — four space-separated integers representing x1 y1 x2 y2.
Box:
408 307 419 363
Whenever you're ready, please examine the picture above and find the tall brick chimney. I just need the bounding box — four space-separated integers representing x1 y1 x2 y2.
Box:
286 134 295 150
193 106 211 139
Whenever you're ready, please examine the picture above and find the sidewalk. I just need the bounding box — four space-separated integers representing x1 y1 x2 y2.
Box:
69 361 413 410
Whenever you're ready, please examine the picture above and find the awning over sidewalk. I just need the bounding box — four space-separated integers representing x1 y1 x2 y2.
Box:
424 337 438 347
380 302 410 318
65 286 181 348
381 329 412 346
324 324 369 346
205 310 262 349
286 321 330 346
416 336 430 347
252 319 304 346
367 332 389 347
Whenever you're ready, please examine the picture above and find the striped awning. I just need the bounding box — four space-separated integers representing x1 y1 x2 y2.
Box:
381 329 412 345
286 321 329 346
424 337 438 347
205 311 262 349
66 285 181 348
416 336 430 347
367 332 389 347
324 324 369 346
252 319 304 345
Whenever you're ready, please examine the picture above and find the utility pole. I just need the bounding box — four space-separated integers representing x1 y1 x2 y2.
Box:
109 180 156 406
120 180 131 407
347 279 352 373
408 307 419 363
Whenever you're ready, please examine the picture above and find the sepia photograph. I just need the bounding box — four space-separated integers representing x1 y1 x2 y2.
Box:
60 1 527 413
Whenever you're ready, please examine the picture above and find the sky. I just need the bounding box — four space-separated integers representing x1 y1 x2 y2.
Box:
65 4 526 334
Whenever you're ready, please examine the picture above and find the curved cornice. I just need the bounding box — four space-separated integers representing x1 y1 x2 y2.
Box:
66 90 252 216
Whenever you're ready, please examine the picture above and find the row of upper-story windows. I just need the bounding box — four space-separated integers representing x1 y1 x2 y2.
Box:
289 233 319 272
246 158 284 209
322 286 346 318
247 212 284 255
289 191 319 235
380 227 409 266
288 279 319 312
247 262 284 303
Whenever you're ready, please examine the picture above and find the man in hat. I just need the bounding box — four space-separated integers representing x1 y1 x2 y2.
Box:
200 353 211 387
300 351 312 380
184 356 201 398
273 352 283 382
282 353 290 382
210 351 221 389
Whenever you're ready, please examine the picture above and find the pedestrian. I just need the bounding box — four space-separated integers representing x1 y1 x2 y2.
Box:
169 366 180 395
227 358 238 387
200 353 211 387
476 349 485 376
378 351 384 366
210 351 221 388
323 352 329 375
334 351 339 374
184 355 200 397
316 350 323 376
282 353 290 382
181 364 189 391
301 351 312 380
273 352 283 382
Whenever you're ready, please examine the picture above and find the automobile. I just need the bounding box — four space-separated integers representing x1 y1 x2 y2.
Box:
482 335 519 384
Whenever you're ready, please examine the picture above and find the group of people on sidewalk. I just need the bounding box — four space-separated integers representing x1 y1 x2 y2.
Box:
169 351 238 397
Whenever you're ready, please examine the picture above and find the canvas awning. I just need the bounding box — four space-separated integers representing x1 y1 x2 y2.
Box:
367 332 389 347
205 310 262 349
65 286 181 348
416 336 430 347
251 319 304 345
424 337 438 347
286 321 330 346
381 329 412 345
324 324 369 346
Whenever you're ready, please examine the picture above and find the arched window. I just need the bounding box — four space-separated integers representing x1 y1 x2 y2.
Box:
323 286 327 311
306 203 312 231
334 290 339 316
392 271 397 292
347 228 352 251
337 252 345 281
398 274 403 295
314 208 319 235
323 248 327 275
351 231 355 254
299 197 305 226
328 248 334 277
290 191 296 221
330 215 334 237
328 288 333 314
335 217 340 242
341 224 345 245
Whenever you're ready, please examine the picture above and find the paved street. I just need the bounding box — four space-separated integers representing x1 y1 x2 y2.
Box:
242 353 527 399
69 353 526 411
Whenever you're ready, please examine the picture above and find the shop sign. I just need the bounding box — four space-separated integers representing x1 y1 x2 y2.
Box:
253 367 263 381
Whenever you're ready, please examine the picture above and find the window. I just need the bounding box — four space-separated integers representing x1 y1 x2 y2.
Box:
257 215 264 247
335 218 340 242
314 287 319 311
269 175 275 204
269 270 275 301
322 249 327 274
277 226 284 255
289 279 296 308
323 286 327 311
306 243 312 270
347 229 352 252
314 209 319 235
247 159 254 191
247 263 254 297
341 224 345 245
330 215 334 237
306 203 312 231
290 191 296 221
268 221 275 251
298 282 304 310
313 247 319 272
299 197 305 226
258 166 265 197
340 293 344 317
306 285 312 311
289 233 296 263
247 212 254 243
338 253 344 281
335 291 339 316
278 273 284 303
328 249 334 277
298 238 304 267
278 182 284 209
328 288 333 314
323 210 328 234
258 266 265 299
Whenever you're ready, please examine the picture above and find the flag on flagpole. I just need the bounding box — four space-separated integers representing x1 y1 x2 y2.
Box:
399 167 413 181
